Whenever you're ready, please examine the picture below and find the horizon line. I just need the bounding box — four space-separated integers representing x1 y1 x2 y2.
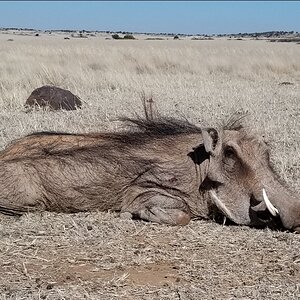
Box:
1 27 298 37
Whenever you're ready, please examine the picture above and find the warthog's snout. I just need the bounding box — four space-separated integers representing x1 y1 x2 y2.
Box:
260 184 300 233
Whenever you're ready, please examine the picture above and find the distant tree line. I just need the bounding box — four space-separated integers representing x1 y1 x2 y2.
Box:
0 28 298 39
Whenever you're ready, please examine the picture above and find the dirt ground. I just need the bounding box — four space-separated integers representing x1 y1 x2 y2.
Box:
1 212 300 300
0 33 299 299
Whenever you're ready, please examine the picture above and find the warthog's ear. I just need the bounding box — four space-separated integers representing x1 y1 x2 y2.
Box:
202 128 219 156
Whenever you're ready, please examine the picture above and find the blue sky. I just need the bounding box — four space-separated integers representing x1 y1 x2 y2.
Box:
0 1 299 35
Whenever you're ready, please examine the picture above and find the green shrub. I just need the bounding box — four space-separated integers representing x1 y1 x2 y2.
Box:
112 34 121 40
123 34 135 40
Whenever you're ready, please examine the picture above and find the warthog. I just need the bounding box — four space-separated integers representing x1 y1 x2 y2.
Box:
0 115 299 232
25 85 82 111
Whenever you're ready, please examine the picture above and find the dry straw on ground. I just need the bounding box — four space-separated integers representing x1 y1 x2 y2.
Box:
0 32 299 299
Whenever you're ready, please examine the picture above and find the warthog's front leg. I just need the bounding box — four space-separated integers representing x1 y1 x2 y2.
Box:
121 194 191 225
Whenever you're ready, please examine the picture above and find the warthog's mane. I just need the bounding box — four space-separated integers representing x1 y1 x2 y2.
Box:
222 113 247 131
121 117 203 136
29 131 77 136
28 113 247 141
27 117 203 147
26 116 247 150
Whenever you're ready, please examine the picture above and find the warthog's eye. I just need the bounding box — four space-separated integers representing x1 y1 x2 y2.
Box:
223 145 240 173
224 146 236 159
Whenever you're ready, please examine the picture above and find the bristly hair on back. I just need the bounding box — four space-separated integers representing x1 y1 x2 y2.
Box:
121 116 202 136
222 112 248 131
119 93 202 137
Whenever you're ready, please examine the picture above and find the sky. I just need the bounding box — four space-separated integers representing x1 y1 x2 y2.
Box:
0 1 299 35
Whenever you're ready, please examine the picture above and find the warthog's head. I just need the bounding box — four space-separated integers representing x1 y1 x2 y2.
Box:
200 124 300 232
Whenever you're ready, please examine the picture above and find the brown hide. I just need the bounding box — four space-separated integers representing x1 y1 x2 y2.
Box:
0 117 299 231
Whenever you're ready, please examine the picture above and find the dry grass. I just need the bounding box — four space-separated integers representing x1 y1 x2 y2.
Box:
0 32 299 299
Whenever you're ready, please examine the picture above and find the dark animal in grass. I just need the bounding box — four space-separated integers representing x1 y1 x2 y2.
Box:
0 114 299 232
25 85 82 111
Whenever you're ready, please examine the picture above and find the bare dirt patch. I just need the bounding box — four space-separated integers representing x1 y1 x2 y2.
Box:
20 258 180 287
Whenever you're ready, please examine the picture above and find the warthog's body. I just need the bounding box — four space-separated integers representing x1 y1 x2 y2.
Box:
0 117 299 231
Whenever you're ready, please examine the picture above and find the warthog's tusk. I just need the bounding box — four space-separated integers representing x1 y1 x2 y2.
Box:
209 190 238 224
262 188 279 216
